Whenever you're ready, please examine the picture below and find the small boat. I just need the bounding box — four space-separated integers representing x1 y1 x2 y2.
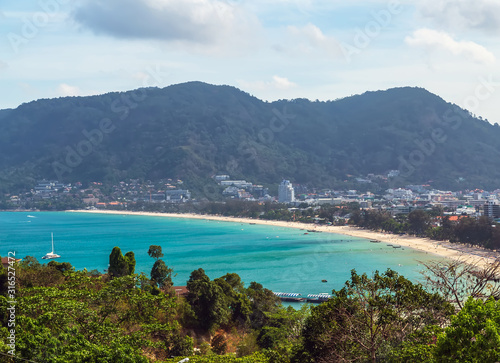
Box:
392 245 401 249
321 279 327 283
370 240 381 243
42 233 61 260
304 232 309 235
249 223 256 225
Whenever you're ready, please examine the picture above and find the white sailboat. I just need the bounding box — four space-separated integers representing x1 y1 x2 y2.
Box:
42 233 61 260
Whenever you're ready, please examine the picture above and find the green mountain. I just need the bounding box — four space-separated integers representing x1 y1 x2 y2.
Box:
1 82 499 193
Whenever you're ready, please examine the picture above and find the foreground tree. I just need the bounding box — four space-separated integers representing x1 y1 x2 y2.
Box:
246 281 281 330
420 258 500 310
150 260 174 289
3 271 182 362
295 269 453 363
148 245 164 261
257 304 310 361
434 297 500 362
386 325 443 363
214 273 252 326
186 268 230 332
108 247 135 278
47 261 74 274
124 251 136 275
17 257 67 288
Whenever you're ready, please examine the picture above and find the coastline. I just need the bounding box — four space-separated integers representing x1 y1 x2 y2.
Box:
67 209 498 269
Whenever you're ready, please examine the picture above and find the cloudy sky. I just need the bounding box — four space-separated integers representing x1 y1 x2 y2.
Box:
1 0 499 123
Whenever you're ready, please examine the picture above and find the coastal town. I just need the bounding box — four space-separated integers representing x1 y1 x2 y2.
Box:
4 175 500 222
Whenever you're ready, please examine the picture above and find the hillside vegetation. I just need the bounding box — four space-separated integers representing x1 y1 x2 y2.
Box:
3 252 500 362
1 82 499 193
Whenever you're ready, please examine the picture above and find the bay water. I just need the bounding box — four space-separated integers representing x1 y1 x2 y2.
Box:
0 211 443 296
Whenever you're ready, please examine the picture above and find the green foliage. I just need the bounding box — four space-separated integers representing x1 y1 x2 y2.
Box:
186 268 231 332
295 269 453 363
246 281 281 330
169 332 194 357
257 304 309 361
10 241 492 362
17 256 66 288
2 83 500 193
407 210 431 236
4 264 181 362
435 297 500 362
47 260 74 274
161 352 270 362
199 341 212 355
150 259 174 289
0 265 8 297
148 245 164 260
387 325 442 363
236 332 260 358
108 246 134 278
214 274 252 325
124 251 136 275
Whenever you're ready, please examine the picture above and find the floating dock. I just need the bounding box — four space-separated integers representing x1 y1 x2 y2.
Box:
273 292 332 303
306 293 332 303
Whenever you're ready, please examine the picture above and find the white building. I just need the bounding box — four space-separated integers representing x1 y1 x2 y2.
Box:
278 180 295 203
220 180 253 188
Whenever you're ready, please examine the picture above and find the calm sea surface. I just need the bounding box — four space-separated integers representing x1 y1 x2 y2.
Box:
0 211 443 295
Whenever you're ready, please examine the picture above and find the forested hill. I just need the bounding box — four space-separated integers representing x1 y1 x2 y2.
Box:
1 81 500 193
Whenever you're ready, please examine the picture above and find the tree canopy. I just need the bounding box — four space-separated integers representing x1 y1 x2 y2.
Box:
2 83 500 193
108 247 135 278
148 245 164 261
295 269 453 363
4 249 500 362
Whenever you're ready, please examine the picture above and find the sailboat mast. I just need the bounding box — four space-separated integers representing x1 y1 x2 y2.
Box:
51 232 54 253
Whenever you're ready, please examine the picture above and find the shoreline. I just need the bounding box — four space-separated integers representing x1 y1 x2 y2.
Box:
67 209 498 269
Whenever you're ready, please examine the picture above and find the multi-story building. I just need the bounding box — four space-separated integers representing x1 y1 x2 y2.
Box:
165 190 191 202
278 180 295 203
484 200 500 219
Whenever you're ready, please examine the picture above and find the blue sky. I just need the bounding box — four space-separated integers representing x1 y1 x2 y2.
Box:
1 0 499 123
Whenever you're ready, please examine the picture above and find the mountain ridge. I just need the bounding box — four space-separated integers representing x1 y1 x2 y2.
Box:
1 82 499 194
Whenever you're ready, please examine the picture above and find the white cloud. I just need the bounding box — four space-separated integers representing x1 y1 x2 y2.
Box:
279 23 342 58
57 83 81 97
417 0 500 33
271 75 297 89
73 0 260 50
405 28 496 65
238 75 297 91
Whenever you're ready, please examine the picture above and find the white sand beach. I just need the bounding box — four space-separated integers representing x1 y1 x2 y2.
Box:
68 209 499 269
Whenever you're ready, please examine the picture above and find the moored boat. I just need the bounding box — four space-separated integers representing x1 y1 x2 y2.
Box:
42 233 61 260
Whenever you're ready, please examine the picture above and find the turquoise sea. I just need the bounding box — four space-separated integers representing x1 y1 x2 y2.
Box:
0 212 443 296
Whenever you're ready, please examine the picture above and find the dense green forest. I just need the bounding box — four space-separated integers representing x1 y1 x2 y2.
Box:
2 82 500 195
2 244 500 362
